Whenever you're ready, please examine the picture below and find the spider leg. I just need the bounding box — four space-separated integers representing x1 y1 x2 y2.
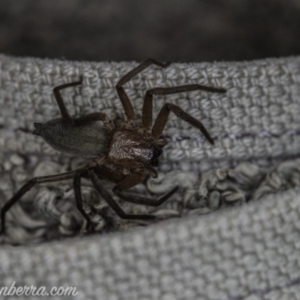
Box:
53 78 115 131
74 112 115 131
89 169 156 220
146 85 226 143
143 85 226 132
73 172 94 231
0 171 76 234
53 76 83 122
116 59 170 121
113 172 178 207
152 103 214 144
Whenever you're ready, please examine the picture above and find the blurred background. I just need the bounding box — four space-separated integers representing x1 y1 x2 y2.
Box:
0 0 300 62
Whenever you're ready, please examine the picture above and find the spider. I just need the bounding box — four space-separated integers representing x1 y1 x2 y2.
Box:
0 59 226 234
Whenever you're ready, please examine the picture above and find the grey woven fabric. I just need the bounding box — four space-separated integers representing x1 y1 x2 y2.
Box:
1 55 300 171
1 189 300 300
1 54 300 299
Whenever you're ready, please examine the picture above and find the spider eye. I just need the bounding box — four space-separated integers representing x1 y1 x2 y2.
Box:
150 146 162 166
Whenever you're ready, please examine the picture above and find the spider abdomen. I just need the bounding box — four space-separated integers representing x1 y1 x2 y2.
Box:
108 129 162 168
33 119 109 158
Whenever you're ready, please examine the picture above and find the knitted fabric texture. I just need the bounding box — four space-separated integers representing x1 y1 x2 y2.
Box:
1 189 300 300
0 54 300 299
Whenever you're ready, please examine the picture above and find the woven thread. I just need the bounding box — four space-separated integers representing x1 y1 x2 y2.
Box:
1 55 300 171
1 188 300 300
1 55 300 299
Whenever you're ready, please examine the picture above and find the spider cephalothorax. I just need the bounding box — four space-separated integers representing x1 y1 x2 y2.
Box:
0 59 226 233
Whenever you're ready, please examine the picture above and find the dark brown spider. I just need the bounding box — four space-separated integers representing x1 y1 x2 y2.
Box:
0 59 226 234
